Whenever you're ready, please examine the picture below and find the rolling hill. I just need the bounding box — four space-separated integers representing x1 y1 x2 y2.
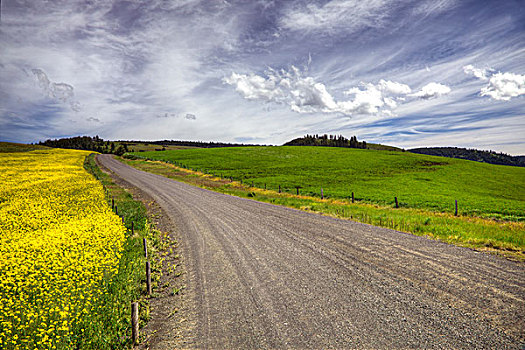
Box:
130 146 525 221
409 147 525 167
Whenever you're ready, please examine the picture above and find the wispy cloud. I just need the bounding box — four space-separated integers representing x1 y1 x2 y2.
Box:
86 117 100 123
156 112 197 120
280 0 389 34
0 0 523 154
409 82 451 100
31 69 80 111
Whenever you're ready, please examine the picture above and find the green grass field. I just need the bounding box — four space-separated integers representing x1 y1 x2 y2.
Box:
131 146 525 222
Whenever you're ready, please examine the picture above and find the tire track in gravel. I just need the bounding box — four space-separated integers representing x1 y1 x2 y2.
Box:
98 154 524 349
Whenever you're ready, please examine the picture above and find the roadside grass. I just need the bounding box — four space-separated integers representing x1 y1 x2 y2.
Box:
80 154 164 349
120 157 525 261
130 146 525 222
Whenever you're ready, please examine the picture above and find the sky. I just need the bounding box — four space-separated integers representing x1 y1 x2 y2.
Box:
0 0 524 154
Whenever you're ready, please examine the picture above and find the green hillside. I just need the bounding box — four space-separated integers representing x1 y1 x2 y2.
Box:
0 142 48 153
131 146 525 221
409 147 525 167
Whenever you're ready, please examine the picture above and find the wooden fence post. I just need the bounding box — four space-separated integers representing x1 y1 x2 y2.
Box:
131 221 134 235
296 187 299 195
112 198 114 209
131 302 139 345
146 261 152 295
143 238 148 259
279 185 281 193
115 205 118 215
455 200 458 216
321 188 324 199
351 192 354 203
264 183 266 190
395 197 399 208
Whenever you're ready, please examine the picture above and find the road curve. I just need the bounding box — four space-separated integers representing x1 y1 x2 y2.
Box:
98 154 524 349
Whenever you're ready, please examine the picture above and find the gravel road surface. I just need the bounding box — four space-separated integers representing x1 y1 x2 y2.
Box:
98 154 524 349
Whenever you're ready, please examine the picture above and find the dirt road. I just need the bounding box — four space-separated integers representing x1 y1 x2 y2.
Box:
98 154 524 349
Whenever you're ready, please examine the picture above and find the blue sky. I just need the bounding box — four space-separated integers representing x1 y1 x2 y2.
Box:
0 0 524 154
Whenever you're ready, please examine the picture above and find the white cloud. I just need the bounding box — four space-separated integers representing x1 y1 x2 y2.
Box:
480 72 525 101
410 82 451 99
223 72 284 102
377 79 412 95
464 65 525 101
463 64 490 80
383 97 398 108
341 84 385 114
224 66 451 116
224 66 339 114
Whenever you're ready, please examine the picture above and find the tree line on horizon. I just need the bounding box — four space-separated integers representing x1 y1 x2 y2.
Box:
142 139 259 148
38 136 128 155
409 147 525 167
284 134 367 149
36 136 258 154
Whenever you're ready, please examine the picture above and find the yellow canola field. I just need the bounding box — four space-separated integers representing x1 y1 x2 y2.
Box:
0 149 126 349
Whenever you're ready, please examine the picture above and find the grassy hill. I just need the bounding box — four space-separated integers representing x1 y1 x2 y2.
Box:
409 147 525 167
130 146 525 221
366 143 403 151
0 142 48 152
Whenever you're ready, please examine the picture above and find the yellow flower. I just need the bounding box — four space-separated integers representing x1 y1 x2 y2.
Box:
0 149 126 347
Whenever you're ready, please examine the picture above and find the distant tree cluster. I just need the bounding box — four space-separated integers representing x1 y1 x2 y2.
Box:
409 147 525 167
284 134 367 149
38 136 128 155
142 140 260 148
